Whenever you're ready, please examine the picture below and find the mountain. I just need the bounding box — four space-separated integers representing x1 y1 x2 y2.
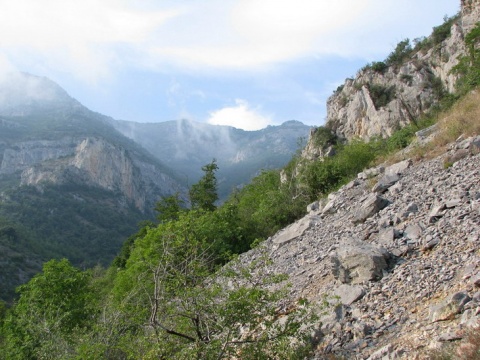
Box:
323 1 479 142
0 73 310 302
0 72 186 302
109 119 311 199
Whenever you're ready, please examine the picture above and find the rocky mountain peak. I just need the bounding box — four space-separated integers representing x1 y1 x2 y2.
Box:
321 1 478 143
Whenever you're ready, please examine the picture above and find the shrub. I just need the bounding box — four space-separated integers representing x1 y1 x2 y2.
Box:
431 14 458 46
386 39 413 66
371 61 388 73
400 74 414 85
367 84 396 108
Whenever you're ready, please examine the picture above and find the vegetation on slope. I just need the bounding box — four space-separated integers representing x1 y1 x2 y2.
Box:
1 18 479 360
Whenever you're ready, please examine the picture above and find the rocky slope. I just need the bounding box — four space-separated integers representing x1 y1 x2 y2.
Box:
235 134 480 358
324 0 479 141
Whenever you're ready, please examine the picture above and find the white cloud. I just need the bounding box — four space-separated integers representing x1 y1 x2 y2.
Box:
0 0 459 82
0 0 182 82
207 100 273 131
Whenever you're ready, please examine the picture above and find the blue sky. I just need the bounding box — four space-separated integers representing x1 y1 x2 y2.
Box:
0 0 460 130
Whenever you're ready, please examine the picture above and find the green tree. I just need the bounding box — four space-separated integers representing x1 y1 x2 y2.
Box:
189 160 219 212
1 259 93 359
109 221 316 359
155 192 185 223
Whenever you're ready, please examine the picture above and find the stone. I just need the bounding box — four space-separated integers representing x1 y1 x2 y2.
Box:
372 173 400 193
331 238 390 284
430 292 472 322
446 198 462 208
437 331 463 342
272 215 318 250
444 149 470 166
367 344 395 360
322 199 338 215
422 238 440 251
385 159 412 176
352 194 390 224
461 309 480 328
334 284 366 305
307 201 320 212
378 228 395 245
404 223 424 242
429 203 447 223
405 202 419 214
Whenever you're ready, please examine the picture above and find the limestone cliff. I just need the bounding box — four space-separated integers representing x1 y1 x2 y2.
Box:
10 136 181 212
324 1 479 142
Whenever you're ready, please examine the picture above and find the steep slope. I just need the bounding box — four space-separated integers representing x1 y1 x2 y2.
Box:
0 72 186 302
236 134 480 358
325 1 479 141
110 118 311 199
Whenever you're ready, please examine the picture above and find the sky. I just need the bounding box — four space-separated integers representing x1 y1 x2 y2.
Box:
0 0 460 130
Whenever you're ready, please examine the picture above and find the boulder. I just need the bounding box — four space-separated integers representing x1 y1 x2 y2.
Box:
384 159 412 176
331 238 390 284
334 284 365 305
272 215 319 250
430 292 471 322
372 173 400 193
352 194 390 224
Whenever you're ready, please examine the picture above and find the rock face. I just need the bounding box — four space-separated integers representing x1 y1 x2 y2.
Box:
9 137 180 212
234 134 480 358
323 5 478 142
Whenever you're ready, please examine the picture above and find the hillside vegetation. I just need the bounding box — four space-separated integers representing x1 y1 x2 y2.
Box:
1 12 480 360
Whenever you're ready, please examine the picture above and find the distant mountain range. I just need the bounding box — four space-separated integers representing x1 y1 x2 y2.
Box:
110 118 311 199
0 72 311 302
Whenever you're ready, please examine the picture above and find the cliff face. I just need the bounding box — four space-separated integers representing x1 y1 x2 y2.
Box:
324 2 478 142
0 136 180 213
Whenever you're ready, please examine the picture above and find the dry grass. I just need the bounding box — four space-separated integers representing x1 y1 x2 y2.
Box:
390 90 480 163
427 328 480 360
433 90 480 147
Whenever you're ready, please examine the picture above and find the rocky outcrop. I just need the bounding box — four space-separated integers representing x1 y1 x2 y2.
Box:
7 136 182 212
323 2 479 142
233 134 480 358
0 138 77 174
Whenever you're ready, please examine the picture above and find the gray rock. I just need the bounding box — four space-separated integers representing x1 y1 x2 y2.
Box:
272 215 318 250
430 292 472 322
405 202 419 214
422 237 440 251
437 331 463 342
334 284 365 305
378 228 396 246
372 173 400 193
352 194 390 224
461 309 480 328
445 198 462 208
331 239 390 284
307 201 320 212
385 159 412 176
367 344 402 360
429 203 447 223
404 223 424 241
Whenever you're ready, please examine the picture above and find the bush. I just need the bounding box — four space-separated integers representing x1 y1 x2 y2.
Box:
432 15 458 46
386 39 413 66
371 61 388 73
367 84 396 108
